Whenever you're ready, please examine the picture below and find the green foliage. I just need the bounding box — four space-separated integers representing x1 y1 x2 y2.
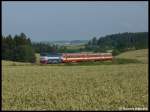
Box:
32 42 58 53
2 33 36 63
85 32 148 53
32 32 148 54
112 49 121 56
13 45 36 63
32 42 85 53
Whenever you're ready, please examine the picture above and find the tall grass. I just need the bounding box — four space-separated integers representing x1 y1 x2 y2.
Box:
2 49 148 110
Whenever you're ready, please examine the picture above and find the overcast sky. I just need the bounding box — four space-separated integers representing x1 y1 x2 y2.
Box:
2 1 148 41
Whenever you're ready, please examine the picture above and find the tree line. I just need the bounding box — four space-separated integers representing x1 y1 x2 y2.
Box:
32 42 84 53
85 32 148 55
2 33 36 63
2 32 148 63
2 33 80 63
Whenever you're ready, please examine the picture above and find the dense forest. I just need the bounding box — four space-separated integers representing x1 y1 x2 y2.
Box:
32 42 58 53
2 33 36 63
85 32 148 55
2 32 148 62
32 42 84 53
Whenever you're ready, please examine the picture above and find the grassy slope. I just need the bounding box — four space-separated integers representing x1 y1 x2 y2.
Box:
116 49 148 63
2 49 148 110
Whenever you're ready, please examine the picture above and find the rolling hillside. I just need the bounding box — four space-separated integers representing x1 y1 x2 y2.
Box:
116 49 148 63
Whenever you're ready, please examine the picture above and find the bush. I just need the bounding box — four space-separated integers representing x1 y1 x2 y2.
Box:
14 45 36 63
112 49 121 56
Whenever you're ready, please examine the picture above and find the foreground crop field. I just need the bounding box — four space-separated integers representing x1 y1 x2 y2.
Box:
2 49 148 110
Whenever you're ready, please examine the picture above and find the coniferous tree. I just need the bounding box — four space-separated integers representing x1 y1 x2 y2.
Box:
2 33 36 63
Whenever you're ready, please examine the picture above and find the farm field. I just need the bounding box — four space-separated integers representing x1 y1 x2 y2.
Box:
2 49 148 110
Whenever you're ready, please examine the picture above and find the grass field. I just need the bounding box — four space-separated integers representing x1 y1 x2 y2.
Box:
116 49 148 64
2 49 148 110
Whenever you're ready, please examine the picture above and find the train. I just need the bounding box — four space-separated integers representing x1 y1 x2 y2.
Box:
40 52 113 64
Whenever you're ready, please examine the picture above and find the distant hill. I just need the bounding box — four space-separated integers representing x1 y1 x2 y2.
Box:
52 40 88 45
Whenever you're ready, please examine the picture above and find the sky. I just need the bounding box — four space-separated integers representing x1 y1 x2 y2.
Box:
2 1 148 41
